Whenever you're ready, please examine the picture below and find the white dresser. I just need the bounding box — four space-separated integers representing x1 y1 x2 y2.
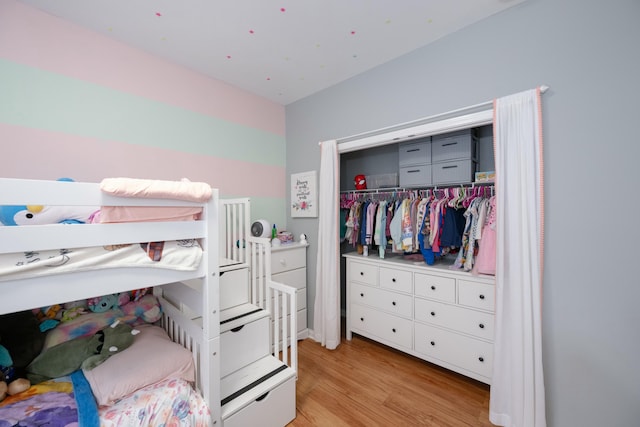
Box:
270 242 309 340
344 252 495 384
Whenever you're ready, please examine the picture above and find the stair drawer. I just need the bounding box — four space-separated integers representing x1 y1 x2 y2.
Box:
221 315 270 377
223 374 296 427
220 267 250 311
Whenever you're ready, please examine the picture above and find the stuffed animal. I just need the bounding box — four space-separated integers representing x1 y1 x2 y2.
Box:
87 294 119 313
60 299 89 323
26 321 139 384
0 344 30 402
0 178 98 226
119 293 162 324
34 304 64 332
0 311 44 401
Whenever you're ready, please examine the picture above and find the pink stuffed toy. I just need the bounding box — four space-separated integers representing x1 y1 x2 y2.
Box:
119 294 162 324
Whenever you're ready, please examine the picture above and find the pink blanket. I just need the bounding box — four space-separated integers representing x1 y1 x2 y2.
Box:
100 178 212 203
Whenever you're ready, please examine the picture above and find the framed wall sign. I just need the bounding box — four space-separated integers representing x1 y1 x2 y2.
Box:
291 170 317 217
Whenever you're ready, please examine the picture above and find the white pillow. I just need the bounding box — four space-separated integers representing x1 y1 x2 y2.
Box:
83 324 195 406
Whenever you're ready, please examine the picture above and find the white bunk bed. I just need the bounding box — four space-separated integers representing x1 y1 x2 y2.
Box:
0 178 297 427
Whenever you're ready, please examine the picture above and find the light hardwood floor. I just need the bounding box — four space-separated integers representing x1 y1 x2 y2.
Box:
288 331 493 427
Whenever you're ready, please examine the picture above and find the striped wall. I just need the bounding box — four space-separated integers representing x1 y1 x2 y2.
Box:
0 0 287 226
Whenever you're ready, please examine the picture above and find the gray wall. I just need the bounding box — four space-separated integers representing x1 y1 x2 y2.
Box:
285 0 640 425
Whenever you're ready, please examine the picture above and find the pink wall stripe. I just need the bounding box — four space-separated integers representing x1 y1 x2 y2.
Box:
0 123 285 198
0 0 285 136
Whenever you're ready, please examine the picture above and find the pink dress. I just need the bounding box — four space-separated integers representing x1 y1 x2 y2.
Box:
473 196 496 276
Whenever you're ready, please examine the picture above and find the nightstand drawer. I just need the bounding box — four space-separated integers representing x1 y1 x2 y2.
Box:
271 245 306 274
272 267 306 290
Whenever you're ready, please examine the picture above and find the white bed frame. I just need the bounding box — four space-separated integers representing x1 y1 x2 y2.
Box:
0 178 297 426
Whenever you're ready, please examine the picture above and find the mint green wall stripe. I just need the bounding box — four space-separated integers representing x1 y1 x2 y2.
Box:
223 195 288 231
0 59 284 167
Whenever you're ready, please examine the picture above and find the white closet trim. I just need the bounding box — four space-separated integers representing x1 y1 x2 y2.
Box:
334 85 548 154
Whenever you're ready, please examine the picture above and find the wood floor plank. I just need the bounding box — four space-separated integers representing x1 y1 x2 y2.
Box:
288 331 493 426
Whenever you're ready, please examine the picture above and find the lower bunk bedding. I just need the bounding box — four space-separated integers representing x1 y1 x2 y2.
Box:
0 292 211 427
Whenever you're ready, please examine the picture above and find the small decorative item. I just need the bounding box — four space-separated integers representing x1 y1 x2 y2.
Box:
354 174 367 190
291 171 318 218
299 233 308 245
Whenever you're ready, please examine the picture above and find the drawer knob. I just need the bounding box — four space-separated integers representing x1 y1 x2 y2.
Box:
392 301 396 306
360 271 364 276
430 311 435 316
479 323 485 329
392 328 396 333
392 278 396 282
431 285 436 290
279 259 286 265
360 292 364 297
430 341 435 346
360 317 364 322
479 294 485 300
479 357 485 363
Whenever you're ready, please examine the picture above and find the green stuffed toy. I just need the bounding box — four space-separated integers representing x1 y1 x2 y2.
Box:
26 321 138 384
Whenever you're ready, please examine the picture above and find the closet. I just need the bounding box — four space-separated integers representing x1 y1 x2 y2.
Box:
339 125 497 384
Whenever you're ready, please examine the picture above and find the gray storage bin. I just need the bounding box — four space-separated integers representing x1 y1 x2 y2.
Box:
398 140 431 167
432 130 477 163
399 165 432 187
432 159 476 184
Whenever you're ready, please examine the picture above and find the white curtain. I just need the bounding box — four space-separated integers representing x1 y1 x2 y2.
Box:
490 88 546 427
313 139 341 349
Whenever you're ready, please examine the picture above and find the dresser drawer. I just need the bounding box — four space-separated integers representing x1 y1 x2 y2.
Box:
414 322 493 380
399 140 431 167
350 303 413 349
223 374 296 427
271 245 306 274
432 130 476 162
351 283 412 318
459 280 495 312
414 298 494 341
272 267 306 290
379 267 412 293
432 159 476 184
348 261 378 286
414 273 456 303
399 165 432 187
221 315 270 377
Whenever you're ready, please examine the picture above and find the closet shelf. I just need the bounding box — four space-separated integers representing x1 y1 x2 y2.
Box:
339 181 494 195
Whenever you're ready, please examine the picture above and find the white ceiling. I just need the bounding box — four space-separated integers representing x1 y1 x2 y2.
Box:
20 0 524 105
